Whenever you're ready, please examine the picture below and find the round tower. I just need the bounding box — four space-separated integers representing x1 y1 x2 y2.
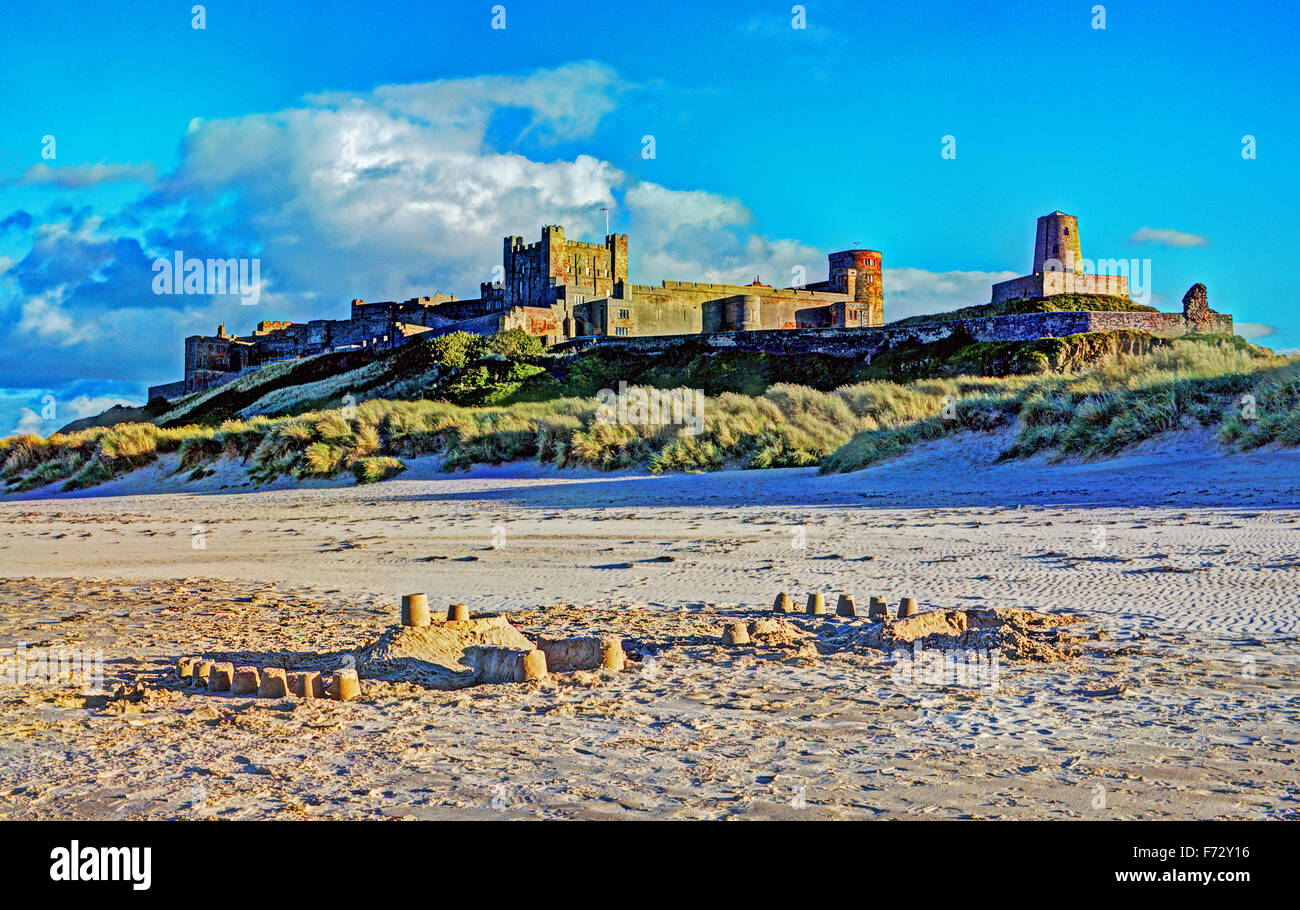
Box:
1033 212 1082 274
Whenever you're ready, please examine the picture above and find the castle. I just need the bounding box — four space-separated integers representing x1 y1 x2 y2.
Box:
991 211 1130 303
149 211 1229 402
149 226 884 398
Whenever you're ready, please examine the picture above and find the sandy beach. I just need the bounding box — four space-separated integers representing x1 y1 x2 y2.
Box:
2 430 1298 820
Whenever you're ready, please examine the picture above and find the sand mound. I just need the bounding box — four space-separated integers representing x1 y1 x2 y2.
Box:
743 618 813 648
357 614 537 688
829 607 1087 662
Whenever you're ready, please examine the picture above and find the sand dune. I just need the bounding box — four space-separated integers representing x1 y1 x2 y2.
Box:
1 432 1298 819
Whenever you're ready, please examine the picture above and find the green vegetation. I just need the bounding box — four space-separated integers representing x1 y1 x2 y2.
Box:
2 332 1289 493
3 329 1294 495
823 336 1292 472
887 293 1157 327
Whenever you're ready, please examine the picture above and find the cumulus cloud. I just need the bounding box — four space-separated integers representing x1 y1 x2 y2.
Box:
141 63 638 304
1128 226 1210 247
17 162 156 188
0 59 960 424
4 392 134 434
10 408 45 436
882 267 1020 322
619 183 822 285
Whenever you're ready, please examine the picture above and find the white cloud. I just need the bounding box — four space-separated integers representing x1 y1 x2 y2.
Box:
1128 227 1209 247
17 292 96 346
6 394 134 437
10 407 44 436
18 162 156 188
883 267 1019 321
131 61 842 313
619 182 824 285
1234 322 1275 341
154 65 633 303
3 60 1014 405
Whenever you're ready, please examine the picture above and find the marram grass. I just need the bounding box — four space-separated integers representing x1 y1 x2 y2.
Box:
3 339 1295 492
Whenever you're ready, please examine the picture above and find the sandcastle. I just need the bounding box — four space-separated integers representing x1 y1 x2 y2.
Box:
747 591 1086 661
360 598 626 687
172 593 629 698
176 658 361 701
778 591 914 621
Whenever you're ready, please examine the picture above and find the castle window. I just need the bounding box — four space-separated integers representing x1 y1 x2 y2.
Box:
615 327 628 336
619 309 630 319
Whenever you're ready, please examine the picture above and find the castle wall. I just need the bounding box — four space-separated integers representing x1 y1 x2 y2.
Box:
502 305 567 341
160 223 892 397
600 280 855 336
557 309 1233 360
991 275 1044 304
992 271 1130 304
418 311 506 339
147 380 187 400
1041 271 1129 298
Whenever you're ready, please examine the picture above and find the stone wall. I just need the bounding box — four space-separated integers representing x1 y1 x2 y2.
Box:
555 309 1234 360
991 271 1130 304
146 380 186 400
578 280 857 336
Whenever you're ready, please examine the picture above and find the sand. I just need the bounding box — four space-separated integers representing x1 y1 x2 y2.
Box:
1 429 1298 819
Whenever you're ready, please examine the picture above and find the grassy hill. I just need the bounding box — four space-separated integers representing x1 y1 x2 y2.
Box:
2 330 1293 494
887 293 1157 327
5 293 1294 494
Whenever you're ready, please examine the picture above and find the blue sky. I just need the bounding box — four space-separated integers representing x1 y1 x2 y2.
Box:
2 0 1297 434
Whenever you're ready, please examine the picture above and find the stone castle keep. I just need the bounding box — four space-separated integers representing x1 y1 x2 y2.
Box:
151 226 884 397
991 211 1130 304
149 212 1229 400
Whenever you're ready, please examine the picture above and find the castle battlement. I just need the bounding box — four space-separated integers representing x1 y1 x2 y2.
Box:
152 222 884 399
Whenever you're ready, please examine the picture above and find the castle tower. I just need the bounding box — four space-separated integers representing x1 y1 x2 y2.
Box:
992 211 1130 303
826 249 884 326
1032 211 1082 274
541 224 567 287
605 232 629 288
